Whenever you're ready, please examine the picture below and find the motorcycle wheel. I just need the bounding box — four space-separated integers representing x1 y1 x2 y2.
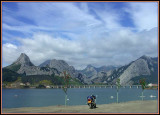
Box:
90 103 93 109
88 104 92 109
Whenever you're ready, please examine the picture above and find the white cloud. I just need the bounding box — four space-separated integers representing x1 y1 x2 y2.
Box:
15 2 101 32
125 2 158 31
3 26 158 69
4 43 18 49
2 43 20 66
2 2 158 69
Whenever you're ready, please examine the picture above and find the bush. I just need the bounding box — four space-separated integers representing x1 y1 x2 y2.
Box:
36 84 46 88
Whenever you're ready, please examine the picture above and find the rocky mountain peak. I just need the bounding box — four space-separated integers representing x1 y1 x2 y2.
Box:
87 64 93 67
39 60 51 67
140 55 151 61
86 64 95 69
38 58 76 77
96 65 117 72
49 59 69 68
14 53 34 66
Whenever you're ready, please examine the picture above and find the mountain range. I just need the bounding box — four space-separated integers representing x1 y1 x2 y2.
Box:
2 53 158 85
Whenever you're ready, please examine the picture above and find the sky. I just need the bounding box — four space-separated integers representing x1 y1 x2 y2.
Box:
2 2 158 70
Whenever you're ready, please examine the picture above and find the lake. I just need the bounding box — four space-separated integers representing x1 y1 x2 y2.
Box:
2 86 158 108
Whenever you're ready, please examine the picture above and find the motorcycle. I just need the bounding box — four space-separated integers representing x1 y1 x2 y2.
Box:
87 95 96 109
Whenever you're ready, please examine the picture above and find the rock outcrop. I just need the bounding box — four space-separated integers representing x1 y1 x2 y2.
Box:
39 59 76 78
119 58 151 85
102 55 158 85
5 53 59 76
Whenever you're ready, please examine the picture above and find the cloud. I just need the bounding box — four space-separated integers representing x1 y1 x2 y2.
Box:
15 2 101 32
2 27 158 69
125 2 158 31
2 2 158 69
2 43 20 66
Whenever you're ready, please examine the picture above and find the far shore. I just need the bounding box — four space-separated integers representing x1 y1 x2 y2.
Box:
2 100 158 113
2 85 158 90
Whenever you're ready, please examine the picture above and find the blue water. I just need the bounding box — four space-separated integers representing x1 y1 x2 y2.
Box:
2 86 158 108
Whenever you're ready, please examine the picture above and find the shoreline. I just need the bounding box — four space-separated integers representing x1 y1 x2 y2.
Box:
2 86 158 90
2 100 158 113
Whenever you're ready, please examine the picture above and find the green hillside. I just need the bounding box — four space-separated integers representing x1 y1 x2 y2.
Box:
2 68 83 87
21 74 83 85
5 64 21 72
2 68 21 82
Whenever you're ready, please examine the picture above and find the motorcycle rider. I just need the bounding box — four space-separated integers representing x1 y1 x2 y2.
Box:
91 95 96 100
87 94 96 108
87 95 95 102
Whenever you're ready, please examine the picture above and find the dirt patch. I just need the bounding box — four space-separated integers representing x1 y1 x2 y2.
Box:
2 100 158 113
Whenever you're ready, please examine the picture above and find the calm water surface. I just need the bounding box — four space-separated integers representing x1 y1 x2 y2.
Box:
2 86 158 108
